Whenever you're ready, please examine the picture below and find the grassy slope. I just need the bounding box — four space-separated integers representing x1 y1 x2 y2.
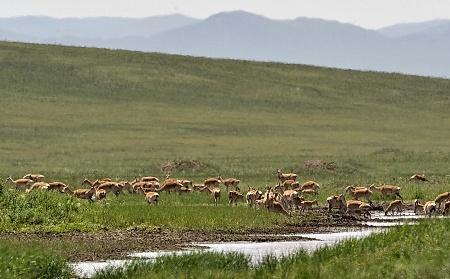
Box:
1 42 450 233
94 219 450 279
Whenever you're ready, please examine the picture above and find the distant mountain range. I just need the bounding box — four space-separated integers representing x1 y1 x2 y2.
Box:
1 12 449 78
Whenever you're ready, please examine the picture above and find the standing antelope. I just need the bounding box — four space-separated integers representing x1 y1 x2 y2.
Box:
26 182 50 193
277 169 297 183
300 200 319 212
48 182 69 193
228 191 244 205
95 189 107 201
141 176 159 183
246 187 262 207
369 185 403 200
73 187 96 203
97 182 122 196
199 186 221 206
218 177 240 191
423 201 437 217
327 195 346 213
204 177 221 189
5 176 34 190
409 174 429 182
345 186 372 203
157 180 184 193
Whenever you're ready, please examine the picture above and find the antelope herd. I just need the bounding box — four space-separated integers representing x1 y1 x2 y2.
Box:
3 170 450 218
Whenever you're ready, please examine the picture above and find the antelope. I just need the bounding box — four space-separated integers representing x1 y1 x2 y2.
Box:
384 200 403 216
199 186 221 206
193 184 205 191
409 174 429 182
141 176 159 183
95 189 107 201
277 169 297 183
178 180 193 188
5 176 34 190
26 182 50 193
414 199 425 214
22 173 45 182
346 200 371 218
132 181 159 193
218 176 240 191
369 185 403 200
282 180 299 191
300 200 319 212
82 178 109 187
246 187 262 207
443 201 450 216
359 203 372 218
118 181 133 193
301 189 318 196
73 186 96 203
281 190 302 210
345 186 372 203
47 182 69 193
300 181 320 192
228 190 244 205
265 190 290 216
434 192 450 210
97 182 122 196
144 191 160 205
423 201 437 217
204 177 221 189
157 180 184 193
327 195 346 213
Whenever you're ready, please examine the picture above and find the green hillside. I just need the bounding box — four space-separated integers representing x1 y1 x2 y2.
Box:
1 41 450 192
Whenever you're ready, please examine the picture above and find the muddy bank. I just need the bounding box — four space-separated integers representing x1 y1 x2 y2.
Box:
0 215 358 261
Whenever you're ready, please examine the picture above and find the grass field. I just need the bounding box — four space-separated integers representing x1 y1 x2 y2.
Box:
94 219 450 279
1 41 450 234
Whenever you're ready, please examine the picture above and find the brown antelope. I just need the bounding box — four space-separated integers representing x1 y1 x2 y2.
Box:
443 201 450 216
369 185 403 200
281 190 302 210
423 201 437 217
97 182 122 196
300 200 319 212
282 180 299 191
414 199 425 214
22 173 45 182
5 176 34 190
384 200 403 216
204 177 221 189
300 181 320 192
434 192 450 210
47 182 69 193
228 190 244 205
157 180 184 193
178 180 193 188
345 186 372 203
141 176 159 183
192 184 205 191
218 176 240 191
327 195 346 213
264 190 290 216
199 186 221 206
26 182 50 193
117 181 133 193
246 187 262 207
345 200 371 218
409 174 429 182
95 189 107 201
144 191 160 205
301 189 318 196
277 169 297 183
73 186 96 203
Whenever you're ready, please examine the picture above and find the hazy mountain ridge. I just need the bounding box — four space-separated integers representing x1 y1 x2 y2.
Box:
0 12 449 78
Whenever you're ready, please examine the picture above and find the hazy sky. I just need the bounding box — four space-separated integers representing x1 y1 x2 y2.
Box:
3 0 450 29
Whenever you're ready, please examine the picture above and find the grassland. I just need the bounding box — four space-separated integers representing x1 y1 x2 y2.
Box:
93 218 450 279
1 41 450 234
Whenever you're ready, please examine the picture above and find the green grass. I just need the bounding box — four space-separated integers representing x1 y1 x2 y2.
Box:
0 239 73 279
1 41 450 233
93 219 450 279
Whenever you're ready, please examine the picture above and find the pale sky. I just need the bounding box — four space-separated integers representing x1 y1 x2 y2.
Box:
2 0 450 29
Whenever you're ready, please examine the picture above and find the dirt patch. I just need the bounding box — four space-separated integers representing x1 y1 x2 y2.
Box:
160 160 207 173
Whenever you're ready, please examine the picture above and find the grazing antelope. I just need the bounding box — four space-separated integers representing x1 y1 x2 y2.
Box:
218 176 240 191
22 173 45 182
434 192 450 210
443 201 450 216
97 182 122 196
300 181 320 192
228 191 244 205
5 176 34 190
346 200 371 218
26 182 50 193
327 195 346 213
178 180 193 188
204 177 221 189
246 187 262 207
300 200 319 212
73 187 96 203
423 201 437 217
95 189 107 201
369 185 403 200
277 169 297 183
281 190 302 210
199 186 221 206
157 180 184 193
345 186 372 203
282 180 299 191
384 200 403 216
409 174 429 182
